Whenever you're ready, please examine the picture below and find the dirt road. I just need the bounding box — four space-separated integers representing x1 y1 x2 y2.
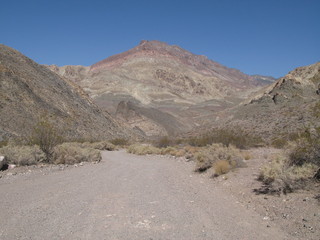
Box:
0 150 294 239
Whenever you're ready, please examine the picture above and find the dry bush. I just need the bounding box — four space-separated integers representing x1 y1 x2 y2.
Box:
110 138 129 146
127 144 161 155
0 145 45 166
258 153 318 194
194 152 212 172
27 118 64 161
288 134 320 167
214 160 231 176
194 144 245 173
159 146 177 155
53 143 101 164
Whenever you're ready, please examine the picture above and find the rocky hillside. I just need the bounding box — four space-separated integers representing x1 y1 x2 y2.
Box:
216 62 320 141
0 44 129 141
47 40 270 136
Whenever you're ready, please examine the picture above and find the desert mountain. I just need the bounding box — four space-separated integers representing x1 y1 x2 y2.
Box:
216 62 320 141
48 40 271 136
0 44 129 141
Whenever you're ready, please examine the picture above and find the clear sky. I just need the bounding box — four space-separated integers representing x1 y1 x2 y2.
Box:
1 0 319 78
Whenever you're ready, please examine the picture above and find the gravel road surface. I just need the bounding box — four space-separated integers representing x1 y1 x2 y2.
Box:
0 150 294 239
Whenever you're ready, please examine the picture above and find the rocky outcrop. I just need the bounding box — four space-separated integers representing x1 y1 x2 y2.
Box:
216 62 320 140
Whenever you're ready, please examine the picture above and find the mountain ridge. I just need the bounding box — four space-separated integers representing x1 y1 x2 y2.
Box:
46 40 276 136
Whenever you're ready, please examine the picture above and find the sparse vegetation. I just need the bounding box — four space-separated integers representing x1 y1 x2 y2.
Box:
0 145 45 166
0 140 8 148
110 138 129 146
154 136 172 148
127 144 161 155
270 138 288 149
53 142 101 164
186 128 264 149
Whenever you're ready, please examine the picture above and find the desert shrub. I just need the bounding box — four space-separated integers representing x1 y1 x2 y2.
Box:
28 118 64 161
110 138 129 146
127 144 161 155
82 141 116 151
271 138 288 149
213 160 231 176
194 152 212 172
288 128 320 167
194 144 245 173
0 145 45 166
258 153 318 194
159 146 177 155
53 143 101 164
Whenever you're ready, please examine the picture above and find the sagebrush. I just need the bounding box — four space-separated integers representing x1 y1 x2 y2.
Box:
53 142 101 164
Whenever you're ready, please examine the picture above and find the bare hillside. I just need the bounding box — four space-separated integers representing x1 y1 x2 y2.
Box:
0 44 129 141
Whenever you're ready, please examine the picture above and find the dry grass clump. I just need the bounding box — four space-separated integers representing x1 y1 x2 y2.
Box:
127 144 161 155
214 160 231 176
0 145 45 166
194 144 245 174
241 151 252 160
53 143 101 164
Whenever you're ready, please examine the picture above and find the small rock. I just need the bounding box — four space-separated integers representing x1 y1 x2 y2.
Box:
263 216 270 220
8 164 16 169
79 162 83 166
302 218 307 222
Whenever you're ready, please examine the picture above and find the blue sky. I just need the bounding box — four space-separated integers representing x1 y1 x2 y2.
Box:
1 0 319 78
